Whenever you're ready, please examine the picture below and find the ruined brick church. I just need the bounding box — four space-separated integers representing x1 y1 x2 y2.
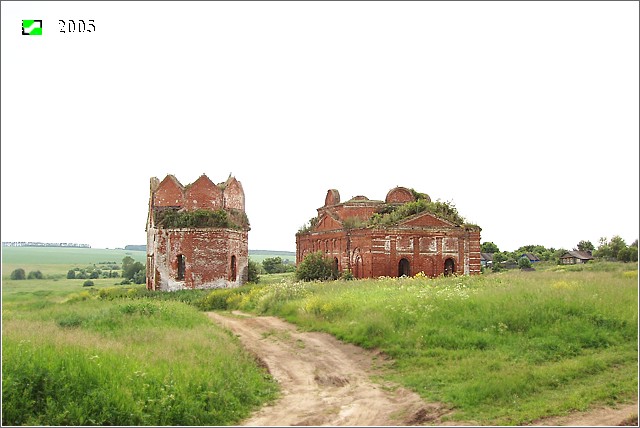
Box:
146 174 249 291
296 187 481 278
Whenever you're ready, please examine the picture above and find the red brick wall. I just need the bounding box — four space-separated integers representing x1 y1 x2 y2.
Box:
154 175 184 207
184 175 223 211
385 187 415 204
223 177 245 211
297 226 481 279
149 228 248 290
324 189 340 206
297 187 481 279
147 174 248 291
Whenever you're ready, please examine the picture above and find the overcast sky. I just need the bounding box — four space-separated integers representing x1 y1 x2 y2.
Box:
1 1 638 253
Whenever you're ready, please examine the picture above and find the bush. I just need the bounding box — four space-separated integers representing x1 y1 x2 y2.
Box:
295 251 334 282
83 280 95 287
66 269 76 279
27 270 43 280
10 268 26 280
340 269 355 281
133 270 146 284
248 260 261 283
518 257 532 269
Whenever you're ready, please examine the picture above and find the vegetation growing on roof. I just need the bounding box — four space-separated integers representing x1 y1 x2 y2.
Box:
155 208 249 230
409 188 431 202
296 189 473 233
369 199 466 227
297 216 319 234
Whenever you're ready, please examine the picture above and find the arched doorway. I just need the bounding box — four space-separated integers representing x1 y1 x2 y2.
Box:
398 258 410 277
444 258 455 276
354 256 363 278
230 255 237 281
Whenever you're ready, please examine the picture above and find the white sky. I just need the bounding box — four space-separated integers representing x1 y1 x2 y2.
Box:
1 1 638 253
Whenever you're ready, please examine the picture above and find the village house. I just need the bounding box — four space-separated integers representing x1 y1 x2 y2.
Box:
480 252 494 268
296 187 482 278
145 174 249 291
520 253 541 263
560 250 594 264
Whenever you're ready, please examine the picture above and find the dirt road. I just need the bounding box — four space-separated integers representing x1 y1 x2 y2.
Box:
207 311 448 426
207 311 637 426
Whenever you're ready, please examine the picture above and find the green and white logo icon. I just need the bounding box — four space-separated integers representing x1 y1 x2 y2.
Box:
22 20 42 35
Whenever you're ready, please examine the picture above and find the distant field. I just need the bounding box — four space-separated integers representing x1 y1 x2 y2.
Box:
2 247 147 265
1 247 147 280
248 250 296 264
1 247 295 280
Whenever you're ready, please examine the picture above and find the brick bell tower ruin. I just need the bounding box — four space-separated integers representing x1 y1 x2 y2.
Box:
146 174 249 291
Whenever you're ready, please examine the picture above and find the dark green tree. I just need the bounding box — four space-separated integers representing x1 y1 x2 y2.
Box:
594 237 611 259
617 247 631 263
492 252 506 271
121 256 135 274
263 257 284 274
123 261 144 281
518 256 532 269
480 242 500 253
247 260 261 283
27 270 43 279
576 240 595 253
10 268 26 280
609 235 627 260
629 240 638 262
133 270 146 284
67 269 76 279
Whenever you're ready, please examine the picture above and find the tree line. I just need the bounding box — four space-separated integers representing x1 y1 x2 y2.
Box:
481 235 638 270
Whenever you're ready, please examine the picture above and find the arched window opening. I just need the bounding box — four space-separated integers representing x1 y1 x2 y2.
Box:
230 255 237 282
398 258 410 277
444 258 455 276
177 254 186 280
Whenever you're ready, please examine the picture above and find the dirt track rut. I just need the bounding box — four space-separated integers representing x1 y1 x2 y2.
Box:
207 311 638 426
207 311 446 426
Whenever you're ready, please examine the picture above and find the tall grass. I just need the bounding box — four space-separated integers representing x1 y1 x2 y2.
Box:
199 263 638 425
2 294 278 425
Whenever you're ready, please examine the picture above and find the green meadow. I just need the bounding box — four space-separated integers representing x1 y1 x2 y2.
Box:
1 248 278 426
2 246 638 425
197 263 639 425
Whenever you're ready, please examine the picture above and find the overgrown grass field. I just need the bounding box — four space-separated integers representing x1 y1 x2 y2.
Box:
1 254 278 425
2 245 637 425
197 262 639 425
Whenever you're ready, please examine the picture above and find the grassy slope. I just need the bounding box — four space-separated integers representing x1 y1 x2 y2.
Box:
198 262 639 425
1 249 279 426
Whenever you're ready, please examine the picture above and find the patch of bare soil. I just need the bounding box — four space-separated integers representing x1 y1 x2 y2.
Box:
208 311 637 426
207 311 450 426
